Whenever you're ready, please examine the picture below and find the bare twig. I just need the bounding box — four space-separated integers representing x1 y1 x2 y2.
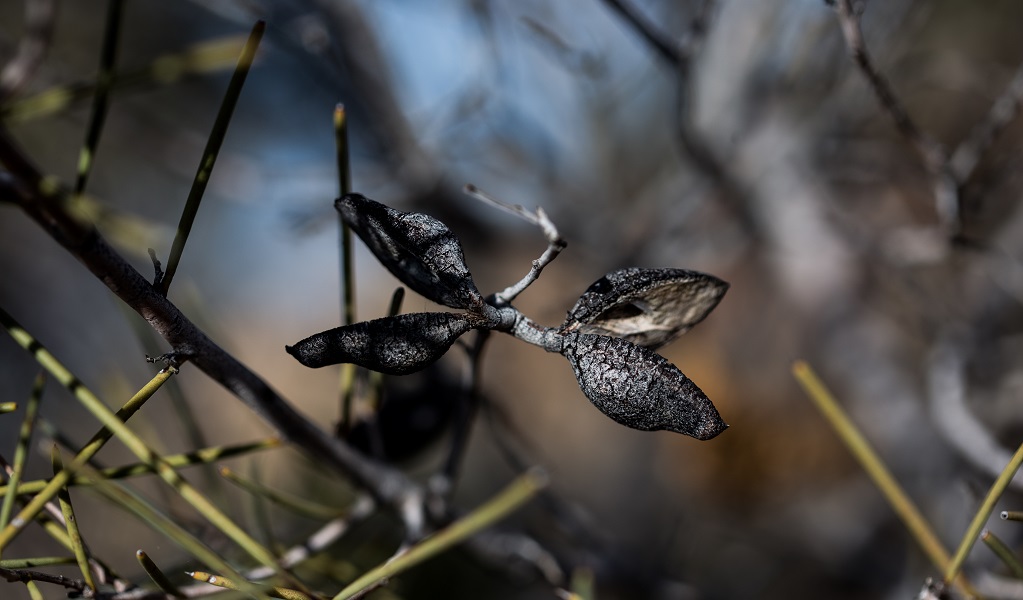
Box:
463 529 565 586
240 495 375 582
600 0 681 64
950 60 1023 183
463 184 565 304
0 566 86 593
831 0 941 164
0 0 57 101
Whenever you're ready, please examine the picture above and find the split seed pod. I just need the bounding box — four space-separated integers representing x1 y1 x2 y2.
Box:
336 194 485 310
287 312 478 375
561 333 727 439
562 268 728 349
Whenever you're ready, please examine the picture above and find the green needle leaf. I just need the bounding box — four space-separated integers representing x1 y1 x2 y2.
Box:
0 371 43 536
0 302 175 551
219 467 344 520
73 0 125 196
136 549 184 597
792 360 976 598
51 447 96 593
945 440 1023 585
0 437 281 497
188 570 315 600
159 20 265 296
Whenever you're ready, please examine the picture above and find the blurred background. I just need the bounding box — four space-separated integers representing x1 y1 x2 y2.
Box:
4 0 1023 598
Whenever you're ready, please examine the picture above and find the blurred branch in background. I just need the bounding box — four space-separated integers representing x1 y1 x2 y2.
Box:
601 0 762 243
0 0 56 102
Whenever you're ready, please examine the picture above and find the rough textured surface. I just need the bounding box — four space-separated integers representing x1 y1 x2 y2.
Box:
561 333 727 439
287 312 476 375
562 268 729 349
336 194 485 310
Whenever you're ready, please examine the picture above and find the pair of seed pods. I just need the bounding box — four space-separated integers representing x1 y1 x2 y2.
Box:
287 194 729 440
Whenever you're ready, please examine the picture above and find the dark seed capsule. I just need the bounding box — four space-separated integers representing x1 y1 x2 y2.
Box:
563 268 728 349
345 365 461 462
561 333 727 439
287 312 477 375
336 194 485 311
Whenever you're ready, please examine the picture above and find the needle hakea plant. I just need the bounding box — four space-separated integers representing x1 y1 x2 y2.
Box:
287 193 729 440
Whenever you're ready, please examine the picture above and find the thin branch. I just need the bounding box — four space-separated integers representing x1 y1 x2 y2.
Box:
601 0 680 64
0 566 86 593
832 0 938 161
463 184 565 304
950 59 1023 183
242 495 375 581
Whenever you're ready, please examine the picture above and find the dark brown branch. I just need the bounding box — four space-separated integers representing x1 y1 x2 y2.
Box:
832 0 940 163
0 126 418 511
0 566 86 593
0 0 57 101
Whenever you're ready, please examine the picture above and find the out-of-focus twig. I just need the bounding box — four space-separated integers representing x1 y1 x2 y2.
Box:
976 572 1023 600
0 0 57 101
830 0 959 231
600 0 681 64
599 0 761 241
927 335 1023 491
1 34 251 122
830 0 942 165
950 60 1023 183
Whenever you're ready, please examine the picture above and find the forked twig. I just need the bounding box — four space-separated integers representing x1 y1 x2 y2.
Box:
463 184 565 304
